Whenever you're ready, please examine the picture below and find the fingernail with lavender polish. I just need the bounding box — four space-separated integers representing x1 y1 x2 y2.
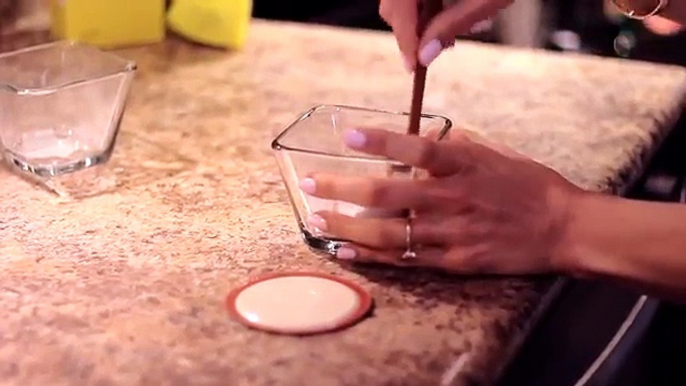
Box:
344 129 367 149
307 214 328 232
299 177 316 194
419 39 443 67
336 247 357 260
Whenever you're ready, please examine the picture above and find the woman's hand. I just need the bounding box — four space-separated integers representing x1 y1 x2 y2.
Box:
299 128 585 275
379 0 513 71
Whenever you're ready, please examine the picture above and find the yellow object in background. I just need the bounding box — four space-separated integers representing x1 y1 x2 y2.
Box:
167 0 252 49
50 0 166 49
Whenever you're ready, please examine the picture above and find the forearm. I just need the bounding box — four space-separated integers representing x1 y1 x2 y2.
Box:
558 192 686 302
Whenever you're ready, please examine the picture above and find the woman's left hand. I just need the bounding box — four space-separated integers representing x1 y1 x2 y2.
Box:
299 128 585 275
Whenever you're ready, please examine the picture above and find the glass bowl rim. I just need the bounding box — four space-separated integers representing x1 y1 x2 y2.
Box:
0 40 137 95
271 104 453 163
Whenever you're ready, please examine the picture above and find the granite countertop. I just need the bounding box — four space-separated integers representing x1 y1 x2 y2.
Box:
1 20 686 386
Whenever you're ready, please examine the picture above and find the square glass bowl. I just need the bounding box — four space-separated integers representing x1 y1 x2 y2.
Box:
0 41 136 177
272 105 452 255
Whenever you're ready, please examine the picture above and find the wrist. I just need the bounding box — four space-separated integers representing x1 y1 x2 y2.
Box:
549 189 606 277
546 187 686 301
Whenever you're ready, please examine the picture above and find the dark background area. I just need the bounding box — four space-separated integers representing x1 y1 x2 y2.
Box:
252 1 686 385
252 0 686 65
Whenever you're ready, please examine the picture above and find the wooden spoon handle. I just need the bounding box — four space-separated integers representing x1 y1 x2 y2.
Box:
407 0 444 136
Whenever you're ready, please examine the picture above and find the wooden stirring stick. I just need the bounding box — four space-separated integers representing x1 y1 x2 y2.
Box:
407 0 444 136
390 0 443 247
389 0 443 178
386 0 444 233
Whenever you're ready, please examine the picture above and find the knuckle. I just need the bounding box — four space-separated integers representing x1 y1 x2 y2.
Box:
449 188 473 210
429 181 453 198
449 248 492 274
378 223 398 246
377 130 394 153
439 9 469 37
310 174 334 197
368 181 391 207
412 219 442 245
413 189 433 211
417 141 439 167
472 222 493 239
450 139 477 170
427 183 469 210
316 179 334 198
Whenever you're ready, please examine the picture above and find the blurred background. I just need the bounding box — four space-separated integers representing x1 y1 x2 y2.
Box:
1 0 685 65
250 0 686 65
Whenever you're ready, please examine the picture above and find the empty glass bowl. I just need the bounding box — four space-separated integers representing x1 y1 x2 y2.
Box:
272 105 452 255
0 41 136 177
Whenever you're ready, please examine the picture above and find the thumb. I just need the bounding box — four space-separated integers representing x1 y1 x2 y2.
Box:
382 0 420 71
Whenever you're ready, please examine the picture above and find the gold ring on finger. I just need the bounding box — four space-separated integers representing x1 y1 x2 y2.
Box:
401 215 418 260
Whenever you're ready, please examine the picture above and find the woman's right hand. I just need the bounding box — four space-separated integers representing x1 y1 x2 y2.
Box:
379 0 513 71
